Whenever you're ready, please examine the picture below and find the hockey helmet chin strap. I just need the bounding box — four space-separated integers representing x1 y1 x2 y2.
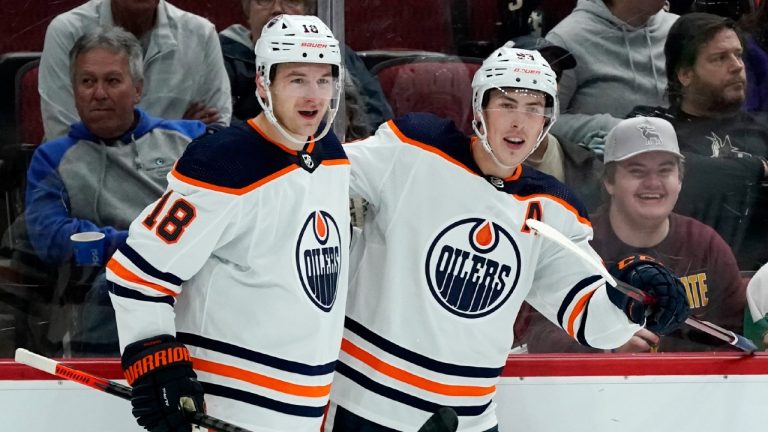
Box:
472 109 553 172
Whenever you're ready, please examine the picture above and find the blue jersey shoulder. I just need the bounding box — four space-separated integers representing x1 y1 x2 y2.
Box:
175 121 345 189
174 121 292 189
513 165 590 220
390 112 472 161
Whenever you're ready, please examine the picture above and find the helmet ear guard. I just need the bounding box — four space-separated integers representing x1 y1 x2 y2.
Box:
254 14 345 145
470 45 560 168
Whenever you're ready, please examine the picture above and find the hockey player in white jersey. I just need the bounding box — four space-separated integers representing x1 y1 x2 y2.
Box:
105 15 350 432
328 45 690 431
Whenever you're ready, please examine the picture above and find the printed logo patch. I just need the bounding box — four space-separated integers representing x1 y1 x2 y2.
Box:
296 210 342 312
425 218 521 318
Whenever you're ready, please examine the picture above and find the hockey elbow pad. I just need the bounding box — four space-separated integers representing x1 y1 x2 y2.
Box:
608 255 689 335
122 335 205 432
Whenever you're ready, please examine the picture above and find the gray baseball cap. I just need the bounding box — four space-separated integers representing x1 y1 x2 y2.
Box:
604 117 684 163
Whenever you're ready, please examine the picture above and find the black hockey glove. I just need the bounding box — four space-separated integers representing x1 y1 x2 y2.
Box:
122 335 205 432
607 255 689 335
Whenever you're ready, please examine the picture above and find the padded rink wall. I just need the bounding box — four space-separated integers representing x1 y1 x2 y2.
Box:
1 353 766 431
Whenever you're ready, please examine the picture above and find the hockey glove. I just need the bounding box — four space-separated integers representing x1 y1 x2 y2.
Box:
122 335 205 432
607 255 689 335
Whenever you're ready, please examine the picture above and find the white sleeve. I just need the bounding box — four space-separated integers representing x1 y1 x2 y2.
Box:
747 264 768 322
344 122 405 206
39 15 79 141
106 175 242 351
525 209 639 349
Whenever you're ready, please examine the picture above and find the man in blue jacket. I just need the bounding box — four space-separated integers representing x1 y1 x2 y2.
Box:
25 26 206 354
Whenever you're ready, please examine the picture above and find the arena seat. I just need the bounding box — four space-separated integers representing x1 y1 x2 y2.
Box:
371 56 482 134
15 60 43 146
345 0 455 53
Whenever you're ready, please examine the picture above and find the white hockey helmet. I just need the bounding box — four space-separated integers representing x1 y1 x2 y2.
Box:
255 14 344 145
471 44 559 168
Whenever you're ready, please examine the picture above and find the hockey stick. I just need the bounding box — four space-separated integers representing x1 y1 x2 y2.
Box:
14 348 254 432
417 407 459 432
525 219 758 353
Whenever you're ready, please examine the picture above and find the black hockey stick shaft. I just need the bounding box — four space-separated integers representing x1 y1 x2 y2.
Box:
525 219 758 353
418 407 459 432
14 348 254 432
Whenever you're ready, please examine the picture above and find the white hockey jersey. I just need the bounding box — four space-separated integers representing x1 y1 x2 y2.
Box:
106 119 350 431
332 113 639 431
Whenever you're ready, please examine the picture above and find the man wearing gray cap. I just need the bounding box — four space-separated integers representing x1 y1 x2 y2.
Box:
524 117 745 353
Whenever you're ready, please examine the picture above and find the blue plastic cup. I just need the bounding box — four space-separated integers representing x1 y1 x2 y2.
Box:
70 232 106 267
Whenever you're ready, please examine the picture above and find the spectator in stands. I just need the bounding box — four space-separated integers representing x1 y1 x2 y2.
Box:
523 117 745 353
219 0 393 133
513 35 604 211
545 0 677 153
26 27 206 354
39 0 231 141
633 12 768 271
739 0 768 112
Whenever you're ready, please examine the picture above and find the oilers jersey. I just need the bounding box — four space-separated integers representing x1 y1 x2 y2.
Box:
332 113 639 431
106 119 350 431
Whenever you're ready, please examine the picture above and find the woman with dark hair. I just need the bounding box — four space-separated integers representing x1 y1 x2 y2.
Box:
739 0 768 112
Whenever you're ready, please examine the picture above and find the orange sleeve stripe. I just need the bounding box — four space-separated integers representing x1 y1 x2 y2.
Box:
511 193 592 227
192 357 331 398
321 159 351 166
106 258 178 298
388 120 478 177
341 339 495 397
566 289 597 338
170 165 299 196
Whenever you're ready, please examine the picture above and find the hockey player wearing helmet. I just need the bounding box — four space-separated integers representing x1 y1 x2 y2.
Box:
106 15 351 432
327 45 689 431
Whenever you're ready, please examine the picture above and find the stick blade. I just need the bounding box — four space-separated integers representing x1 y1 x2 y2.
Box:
418 407 458 432
733 333 759 353
15 348 57 374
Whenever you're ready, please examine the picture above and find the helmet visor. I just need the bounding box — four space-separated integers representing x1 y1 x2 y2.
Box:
481 87 555 121
270 75 342 101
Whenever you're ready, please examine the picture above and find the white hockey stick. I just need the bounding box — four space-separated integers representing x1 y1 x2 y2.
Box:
14 348 255 432
525 219 757 353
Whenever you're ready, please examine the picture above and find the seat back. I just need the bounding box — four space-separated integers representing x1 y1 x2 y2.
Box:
15 60 43 146
345 0 455 53
372 56 482 134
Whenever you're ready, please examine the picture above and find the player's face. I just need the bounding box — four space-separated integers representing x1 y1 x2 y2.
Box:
679 28 746 114
605 151 682 227
483 89 547 167
73 48 142 139
247 0 307 41
268 63 334 140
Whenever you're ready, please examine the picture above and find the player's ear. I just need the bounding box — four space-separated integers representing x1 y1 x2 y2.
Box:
256 75 267 99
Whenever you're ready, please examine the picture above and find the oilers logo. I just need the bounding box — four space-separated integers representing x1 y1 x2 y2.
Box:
425 218 521 318
296 210 342 312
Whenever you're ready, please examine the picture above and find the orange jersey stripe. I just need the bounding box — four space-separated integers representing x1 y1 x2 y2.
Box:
512 193 592 227
321 159 351 166
107 258 178 298
388 120 478 177
171 164 299 196
567 289 597 338
341 339 496 397
192 357 331 398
